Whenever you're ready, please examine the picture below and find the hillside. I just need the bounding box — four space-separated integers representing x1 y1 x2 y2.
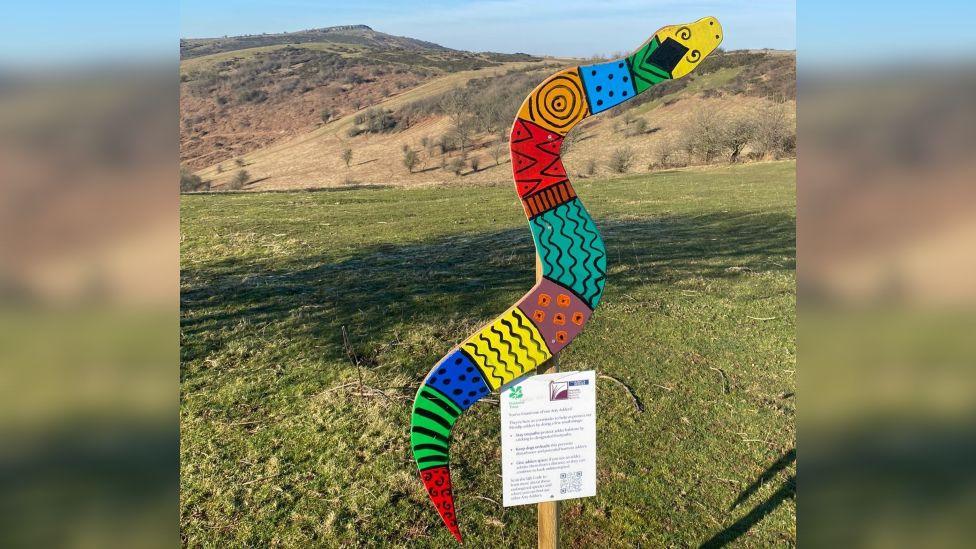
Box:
185 46 795 191
180 26 539 169
180 25 449 59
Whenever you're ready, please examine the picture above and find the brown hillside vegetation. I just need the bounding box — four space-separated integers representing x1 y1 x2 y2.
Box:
180 24 450 59
179 26 539 169
189 46 796 190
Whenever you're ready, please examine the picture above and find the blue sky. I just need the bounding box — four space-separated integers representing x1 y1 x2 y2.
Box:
5 1 976 67
179 0 796 56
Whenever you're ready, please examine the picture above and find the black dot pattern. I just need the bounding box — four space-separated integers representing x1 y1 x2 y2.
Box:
424 350 490 410
580 59 637 114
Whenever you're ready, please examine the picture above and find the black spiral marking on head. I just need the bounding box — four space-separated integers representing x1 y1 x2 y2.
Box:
677 26 692 40
687 50 701 63
530 74 587 131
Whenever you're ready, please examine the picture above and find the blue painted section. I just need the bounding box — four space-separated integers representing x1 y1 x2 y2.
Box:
423 349 491 410
579 59 637 114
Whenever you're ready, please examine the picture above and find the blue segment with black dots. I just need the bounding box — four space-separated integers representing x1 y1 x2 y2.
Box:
423 349 491 410
579 59 637 114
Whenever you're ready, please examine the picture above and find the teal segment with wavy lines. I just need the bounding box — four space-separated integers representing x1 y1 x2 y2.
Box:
529 198 607 308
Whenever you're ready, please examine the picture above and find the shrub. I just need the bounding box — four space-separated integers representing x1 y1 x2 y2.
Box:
227 170 249 190
607 147 633 173
354 107 398 134
180 168 208 192
341 148 353 168
236 88 268 103
346 126 364 138
445 157 464 175
469 156 480 172
627 118 649 137
653 137 678 168
402 148 419 173
584 159 597 176
439 133 457 153
235 158 245 167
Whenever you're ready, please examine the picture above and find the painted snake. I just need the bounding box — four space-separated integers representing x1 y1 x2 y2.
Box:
410 17 723 543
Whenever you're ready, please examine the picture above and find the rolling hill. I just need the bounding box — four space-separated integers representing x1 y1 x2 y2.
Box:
180 25 539 169
180 27 795 190
180 24 450 59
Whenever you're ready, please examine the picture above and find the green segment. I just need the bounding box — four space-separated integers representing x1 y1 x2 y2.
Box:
627 37 671 93
530 198 607 308
410 386 461 469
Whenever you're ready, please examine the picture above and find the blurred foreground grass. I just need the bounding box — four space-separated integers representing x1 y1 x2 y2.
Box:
180 161 796 546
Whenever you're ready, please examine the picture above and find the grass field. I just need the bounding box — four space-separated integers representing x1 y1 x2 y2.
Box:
180 160 796 547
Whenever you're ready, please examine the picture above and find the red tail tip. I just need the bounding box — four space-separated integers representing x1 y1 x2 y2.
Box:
419 465 463 543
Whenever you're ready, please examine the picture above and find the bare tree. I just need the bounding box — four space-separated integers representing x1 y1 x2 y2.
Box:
753 103 796 159
440 87 474 153
490 141 506 166
402 147 419 173
341 148 353 168
681 109 726 163
722 114 756 163
469 155 480 172
476 100 500 135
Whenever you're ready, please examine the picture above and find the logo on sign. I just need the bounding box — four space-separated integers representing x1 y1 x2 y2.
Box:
549 379 589 401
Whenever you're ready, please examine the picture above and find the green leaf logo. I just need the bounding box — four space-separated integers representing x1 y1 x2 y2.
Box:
510 386 523 400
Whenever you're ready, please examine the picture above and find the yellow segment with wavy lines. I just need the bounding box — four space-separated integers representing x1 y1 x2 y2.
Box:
460 307 552 389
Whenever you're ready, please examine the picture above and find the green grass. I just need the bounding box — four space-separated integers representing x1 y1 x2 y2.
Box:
180 160 796 547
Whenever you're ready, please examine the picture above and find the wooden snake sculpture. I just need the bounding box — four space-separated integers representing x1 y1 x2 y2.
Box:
410 17 723 542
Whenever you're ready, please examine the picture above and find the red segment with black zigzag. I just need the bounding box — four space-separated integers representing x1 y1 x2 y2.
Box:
419 465 462 543
510 118 568 198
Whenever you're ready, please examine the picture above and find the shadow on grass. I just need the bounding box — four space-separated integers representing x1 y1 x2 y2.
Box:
180 209 795 369
699 448 796 548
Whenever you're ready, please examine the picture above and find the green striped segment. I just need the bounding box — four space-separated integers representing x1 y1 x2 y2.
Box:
530 199 607 309
627 37 671 93
411 385 461 470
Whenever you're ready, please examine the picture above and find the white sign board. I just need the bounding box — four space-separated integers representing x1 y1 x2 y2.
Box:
500 370 597 507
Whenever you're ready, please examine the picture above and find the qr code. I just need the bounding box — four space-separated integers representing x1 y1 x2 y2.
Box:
560 471 583 494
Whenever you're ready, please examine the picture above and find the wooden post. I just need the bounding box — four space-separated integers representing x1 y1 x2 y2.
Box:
538 498 560 549
535 255 560 549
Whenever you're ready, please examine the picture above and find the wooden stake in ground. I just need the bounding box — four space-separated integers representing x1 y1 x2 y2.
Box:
536 257 560 549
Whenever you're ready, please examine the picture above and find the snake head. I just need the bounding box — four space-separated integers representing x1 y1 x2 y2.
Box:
648 16 723 79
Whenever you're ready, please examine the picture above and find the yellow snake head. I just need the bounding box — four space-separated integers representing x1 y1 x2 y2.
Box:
648 16 723 78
